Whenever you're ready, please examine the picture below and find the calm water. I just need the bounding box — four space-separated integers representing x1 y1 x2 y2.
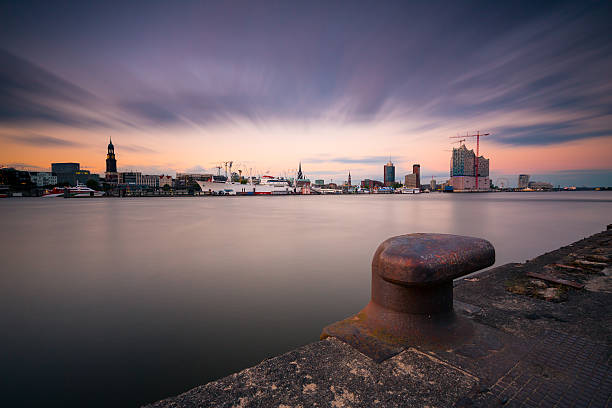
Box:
1 192 610 407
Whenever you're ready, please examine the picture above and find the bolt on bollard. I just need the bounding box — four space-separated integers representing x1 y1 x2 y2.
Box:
321 233 495 362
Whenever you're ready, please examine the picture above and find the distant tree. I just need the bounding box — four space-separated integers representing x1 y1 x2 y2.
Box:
392 182 402 189
162 184 171 191
240 179 247 184
86 179 101 190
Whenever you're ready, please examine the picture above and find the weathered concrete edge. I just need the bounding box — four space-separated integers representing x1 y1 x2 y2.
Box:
145 227 612 407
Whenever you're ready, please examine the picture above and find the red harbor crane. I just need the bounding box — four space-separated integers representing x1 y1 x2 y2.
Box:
450 131 490 190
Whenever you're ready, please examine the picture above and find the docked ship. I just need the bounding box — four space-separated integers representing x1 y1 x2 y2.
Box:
397 187 421 194
196 175 292 195
43 183 104 198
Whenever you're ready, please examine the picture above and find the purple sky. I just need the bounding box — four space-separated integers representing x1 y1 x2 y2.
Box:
1 0 611 186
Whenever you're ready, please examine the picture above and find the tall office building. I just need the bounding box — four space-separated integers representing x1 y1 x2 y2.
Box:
405 173 418 188
384 160 395 186
518 174 530 189
412 164 420 188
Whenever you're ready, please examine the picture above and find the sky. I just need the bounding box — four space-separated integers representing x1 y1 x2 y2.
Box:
1 0 611 186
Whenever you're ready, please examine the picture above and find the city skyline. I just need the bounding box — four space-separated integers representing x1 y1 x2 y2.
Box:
1 1 611 186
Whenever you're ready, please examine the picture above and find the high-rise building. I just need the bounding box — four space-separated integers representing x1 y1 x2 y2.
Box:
451 145 474 176
412 164 420 188
384 160 395 186
449 144 490 191
405 173 418 188
430 178 436 191
518 174 530 189
404 164 421 188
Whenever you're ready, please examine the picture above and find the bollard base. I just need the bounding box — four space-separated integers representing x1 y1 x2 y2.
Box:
321 301 474 362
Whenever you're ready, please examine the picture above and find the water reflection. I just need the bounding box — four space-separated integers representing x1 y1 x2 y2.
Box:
0 192 610 407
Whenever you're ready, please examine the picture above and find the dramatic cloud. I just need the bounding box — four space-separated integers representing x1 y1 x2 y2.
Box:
2 134 84 147
0 1 610 184
119 144 158 154
304 156 396 165
0 49 107 127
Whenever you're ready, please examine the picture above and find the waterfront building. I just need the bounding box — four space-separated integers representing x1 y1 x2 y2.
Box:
361 179 384 189
450 144 490 191
142 175 160 188
174 173 212 190
413 164 420 188
29 172 57 187
430 178 436 191
450 175 490 191
119 172 143 185
347 171 351 187
518 174 530 189
159 175 173 188
176 173 213 182
384 160 395 186
405 173 418 188
528 181 553 190
405 164 421 188
75 170 100 185
52 162 80 186
315 179 324 186
477 156 489 177
0 167 35 192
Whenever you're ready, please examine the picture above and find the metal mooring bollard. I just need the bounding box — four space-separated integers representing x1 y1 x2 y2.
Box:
321 233 495 362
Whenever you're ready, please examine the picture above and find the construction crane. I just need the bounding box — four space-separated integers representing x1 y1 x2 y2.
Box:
450 131 490 190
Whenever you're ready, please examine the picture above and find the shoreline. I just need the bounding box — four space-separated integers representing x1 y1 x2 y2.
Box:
146 225 612 407
3 189 612 198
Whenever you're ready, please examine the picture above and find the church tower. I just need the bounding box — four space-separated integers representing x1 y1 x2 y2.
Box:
106 137 117 173
297 162 305 180
105 137 118 184
348 171 351 186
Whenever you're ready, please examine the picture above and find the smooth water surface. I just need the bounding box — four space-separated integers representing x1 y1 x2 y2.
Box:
1 192 610 407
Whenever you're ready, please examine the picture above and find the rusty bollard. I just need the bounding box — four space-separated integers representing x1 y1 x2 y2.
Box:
321 233 495 362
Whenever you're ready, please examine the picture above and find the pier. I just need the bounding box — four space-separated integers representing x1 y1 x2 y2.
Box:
147 225 612 407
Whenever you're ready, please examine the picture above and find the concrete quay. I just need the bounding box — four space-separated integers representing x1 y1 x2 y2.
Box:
147 227 612 408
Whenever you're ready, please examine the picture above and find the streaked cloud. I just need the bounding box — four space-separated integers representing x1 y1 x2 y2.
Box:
304 156 396 165
118 144 158 154
2 133 84 147
0 1 610 185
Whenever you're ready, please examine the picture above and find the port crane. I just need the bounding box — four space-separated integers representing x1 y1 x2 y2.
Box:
450 131 490 190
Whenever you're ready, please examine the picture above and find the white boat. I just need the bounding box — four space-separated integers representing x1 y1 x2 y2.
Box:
398 188 421 194
43 183 104 197
196 175 292 195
